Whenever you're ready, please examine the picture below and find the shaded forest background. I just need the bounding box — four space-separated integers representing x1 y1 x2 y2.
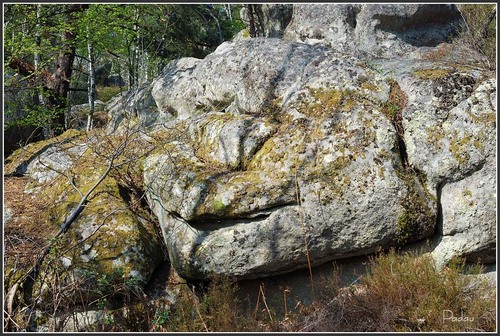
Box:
4 4 245 155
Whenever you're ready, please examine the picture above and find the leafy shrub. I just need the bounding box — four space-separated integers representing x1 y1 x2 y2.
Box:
96 85 123 102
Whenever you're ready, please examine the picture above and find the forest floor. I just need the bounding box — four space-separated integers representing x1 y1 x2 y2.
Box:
4 176 50 272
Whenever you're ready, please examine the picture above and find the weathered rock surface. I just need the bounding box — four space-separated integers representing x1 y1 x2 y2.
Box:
4 131 165 305
5 4 495 288
283 4 462 58
107 83 159 130
432 156 496 266
141 37 494 279
353 55 496 266
143 38 439 280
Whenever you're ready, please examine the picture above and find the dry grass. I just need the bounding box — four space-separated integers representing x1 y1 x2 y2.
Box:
159 250 495 333
4 177 53 275
95 249 493 333
456 4 496 69
297 249 496 332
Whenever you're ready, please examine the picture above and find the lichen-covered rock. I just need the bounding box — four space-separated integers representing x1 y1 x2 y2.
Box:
283 4 462 58
150 57 202 120
6 134 165 306
4 129 83 177
106 83 159 131
239 4 293 38
144 38 437 280
367 59 496 266
431 156 496 266
404 77 495 189
6 4 495 290
151 38 390 120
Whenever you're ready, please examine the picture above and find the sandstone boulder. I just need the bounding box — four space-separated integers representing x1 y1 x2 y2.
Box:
143 39 437 280
283 4 462 58
4 131 165 306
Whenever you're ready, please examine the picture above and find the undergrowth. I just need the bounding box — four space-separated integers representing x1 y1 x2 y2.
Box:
47 249 495 332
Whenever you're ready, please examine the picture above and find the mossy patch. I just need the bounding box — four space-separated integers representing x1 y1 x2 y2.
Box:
380 79 407 126
14 130 166 308
413 68 453 80
394 169 436 246
211 198 228 216
302 88 365 118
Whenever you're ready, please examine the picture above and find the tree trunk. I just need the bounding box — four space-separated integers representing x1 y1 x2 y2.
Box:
86 17 96 132
133 7 140 88
44 4 89 136
34 4 45 106
86 33 96 131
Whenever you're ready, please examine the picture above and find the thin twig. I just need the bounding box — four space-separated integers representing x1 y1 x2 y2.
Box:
294 166 314 296
259 284 273 322
191 286 209 332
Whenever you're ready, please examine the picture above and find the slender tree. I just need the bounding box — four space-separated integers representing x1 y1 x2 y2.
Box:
5 4 89 137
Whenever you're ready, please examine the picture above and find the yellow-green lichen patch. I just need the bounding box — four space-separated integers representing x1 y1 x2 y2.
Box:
301 88 366 118
448 130 475 166
467 110 496 127
413 68 453 80
425 124 446 150
241 28 250 38
462 189 473 197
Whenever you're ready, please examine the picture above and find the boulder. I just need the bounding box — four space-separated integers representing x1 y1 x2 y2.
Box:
283 4 462 58
106 83 159 131
363 58 496 266
144 38 437 280
4 131 165 306
432 156 496 266
151 38 391 119
240 4 293 37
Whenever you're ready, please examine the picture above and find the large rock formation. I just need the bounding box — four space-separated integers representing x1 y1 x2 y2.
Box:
142 38 440 280
4 130 165 308
5 4 495 291
283 4 463 58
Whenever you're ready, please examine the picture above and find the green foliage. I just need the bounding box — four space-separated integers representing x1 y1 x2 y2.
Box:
96 85 123 102
152 308 170 328
4 4 244 135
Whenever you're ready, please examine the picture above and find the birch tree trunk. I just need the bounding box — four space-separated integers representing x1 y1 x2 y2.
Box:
34 4 45 106
86 28 96 131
